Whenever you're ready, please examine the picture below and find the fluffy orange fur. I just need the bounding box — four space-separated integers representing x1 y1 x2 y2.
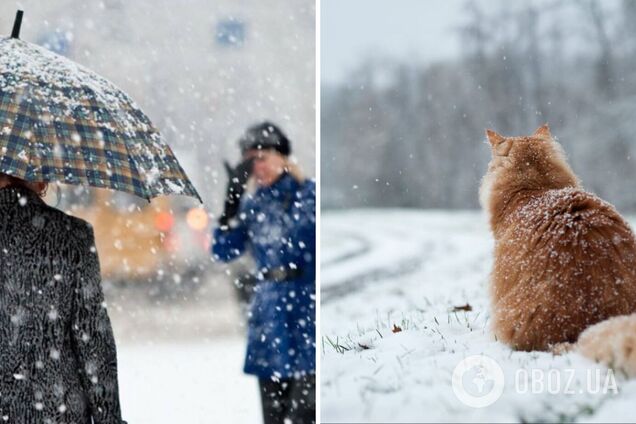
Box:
481 125 636 354
578 314 636 377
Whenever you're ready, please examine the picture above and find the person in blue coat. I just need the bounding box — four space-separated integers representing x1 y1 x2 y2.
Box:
212 122 315 424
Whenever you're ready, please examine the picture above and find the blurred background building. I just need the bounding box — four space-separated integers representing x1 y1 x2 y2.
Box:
1 0 315 298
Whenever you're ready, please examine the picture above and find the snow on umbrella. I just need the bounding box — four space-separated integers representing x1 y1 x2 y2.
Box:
0 11 201 202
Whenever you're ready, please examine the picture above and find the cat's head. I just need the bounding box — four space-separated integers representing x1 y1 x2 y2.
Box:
480 124 579 211
485 124 557 166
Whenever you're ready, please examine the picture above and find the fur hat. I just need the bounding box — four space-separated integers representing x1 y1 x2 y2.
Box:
239 121 291 156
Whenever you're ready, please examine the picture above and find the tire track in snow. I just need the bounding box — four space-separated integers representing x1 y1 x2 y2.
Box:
320 231 371 267
321 213 434 303
321 246 431 303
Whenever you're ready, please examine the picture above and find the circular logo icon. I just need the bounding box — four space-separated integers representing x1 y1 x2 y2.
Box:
452 354 505 408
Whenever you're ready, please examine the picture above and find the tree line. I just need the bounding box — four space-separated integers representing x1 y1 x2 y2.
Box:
322 0 636 212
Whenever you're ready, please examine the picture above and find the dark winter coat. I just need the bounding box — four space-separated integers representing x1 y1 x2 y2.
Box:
0 186 125 424
212 173 316 379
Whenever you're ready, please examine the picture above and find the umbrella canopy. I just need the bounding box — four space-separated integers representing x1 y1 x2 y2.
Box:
0 11 201 202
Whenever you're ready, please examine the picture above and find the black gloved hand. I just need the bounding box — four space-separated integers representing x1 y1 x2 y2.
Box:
219 158 254 226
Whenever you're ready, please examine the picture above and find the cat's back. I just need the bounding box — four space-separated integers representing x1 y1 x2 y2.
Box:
504 187 636 267
492 188 636 351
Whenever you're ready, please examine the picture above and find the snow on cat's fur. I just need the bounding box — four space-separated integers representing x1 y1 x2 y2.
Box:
481 124 636 377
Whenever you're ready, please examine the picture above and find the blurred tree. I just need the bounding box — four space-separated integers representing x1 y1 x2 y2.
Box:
322 0 636 212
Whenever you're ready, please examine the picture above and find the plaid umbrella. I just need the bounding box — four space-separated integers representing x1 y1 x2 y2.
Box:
0 11 201 202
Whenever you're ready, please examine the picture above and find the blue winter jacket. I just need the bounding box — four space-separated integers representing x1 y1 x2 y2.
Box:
212 172 316 379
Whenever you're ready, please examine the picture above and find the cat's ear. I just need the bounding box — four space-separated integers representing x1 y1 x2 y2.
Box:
486 129 512 156
485 129 504 146
533 124 552 139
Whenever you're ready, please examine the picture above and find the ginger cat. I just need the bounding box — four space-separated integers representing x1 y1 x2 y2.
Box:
481 124 636 376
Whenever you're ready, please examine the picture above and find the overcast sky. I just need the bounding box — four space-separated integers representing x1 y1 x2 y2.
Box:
321 0 465 84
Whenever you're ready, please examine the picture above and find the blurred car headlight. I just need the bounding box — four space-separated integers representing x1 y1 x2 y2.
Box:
155 211 175 232
186 208 208 231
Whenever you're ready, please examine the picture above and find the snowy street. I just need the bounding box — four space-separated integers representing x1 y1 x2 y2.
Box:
118 339 260 423
107 275 261 423
321 209 636 423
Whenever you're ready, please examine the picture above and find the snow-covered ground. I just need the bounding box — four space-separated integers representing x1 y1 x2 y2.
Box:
106 274 261 423
118 339 260 423
321 209 636 423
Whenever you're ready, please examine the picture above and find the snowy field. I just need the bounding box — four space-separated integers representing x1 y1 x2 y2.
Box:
321 209 636 423
106 275 261 423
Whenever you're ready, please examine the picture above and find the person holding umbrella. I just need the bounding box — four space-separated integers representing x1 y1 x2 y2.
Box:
0 11 199 423
212 121 316 424
0 174 126 423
